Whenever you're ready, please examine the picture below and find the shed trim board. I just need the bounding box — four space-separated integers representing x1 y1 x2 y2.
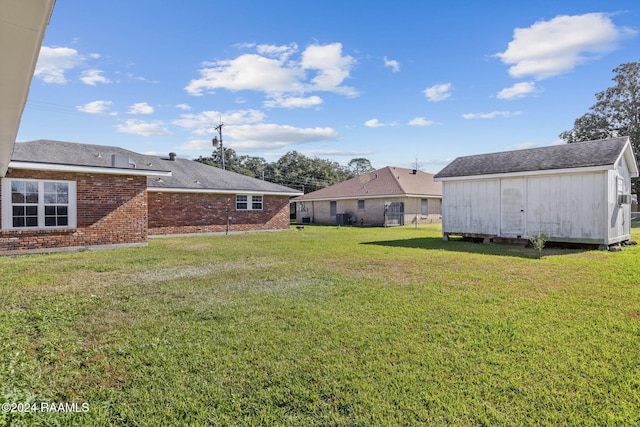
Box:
434 164 615 182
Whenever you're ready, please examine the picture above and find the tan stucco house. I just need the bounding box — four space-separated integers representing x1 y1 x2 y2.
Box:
294 166 442 226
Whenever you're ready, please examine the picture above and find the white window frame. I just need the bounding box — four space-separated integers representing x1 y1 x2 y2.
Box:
2 178 77 230
236 194 263 211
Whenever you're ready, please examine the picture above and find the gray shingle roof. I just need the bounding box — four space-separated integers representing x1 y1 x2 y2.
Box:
434 137 632 179
295 166 441 201
11 140 302 195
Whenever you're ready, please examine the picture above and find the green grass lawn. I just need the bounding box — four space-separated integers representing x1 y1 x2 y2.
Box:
1 225 639 426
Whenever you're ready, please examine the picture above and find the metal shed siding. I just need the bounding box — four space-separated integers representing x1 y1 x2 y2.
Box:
442 179 500 235
525 172 607 242
607 156 633 243
442 171 616 244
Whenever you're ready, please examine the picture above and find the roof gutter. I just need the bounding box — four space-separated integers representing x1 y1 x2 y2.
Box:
7 160 171 177
148 187 303 196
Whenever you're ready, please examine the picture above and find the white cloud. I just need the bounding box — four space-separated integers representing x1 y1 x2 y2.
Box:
226 124 338 150
128 102 154 115
178 139 213 151
76 100 113 114
424 83 452 102
496 82 538 99
186 53 305 95
514 142 537 149
80 69 111 86
408 117 435 127
175 103 191 111
256 43 298 60
185 42 358 99
34 47 85 84
364 119 385 128
462 111 523 119
384 56 400 72
264 96 323 109
364 119 400 128
178 124 338 151
496 13 636 79
173 109 265 135
301 43 358 96
115 119 172 136
303 148 375 157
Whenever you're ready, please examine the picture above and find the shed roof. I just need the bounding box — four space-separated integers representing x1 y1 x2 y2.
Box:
434 137 638 180
10 140 302 195
294 166 441 201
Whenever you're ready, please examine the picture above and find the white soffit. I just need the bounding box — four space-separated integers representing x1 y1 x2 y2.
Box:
0 0 56 177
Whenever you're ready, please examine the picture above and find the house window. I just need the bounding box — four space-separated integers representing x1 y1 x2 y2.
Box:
330 201 337 216
252 195 263 210
358 200 365 210
2 179 76 230
236 195 263 211
421 199 428 215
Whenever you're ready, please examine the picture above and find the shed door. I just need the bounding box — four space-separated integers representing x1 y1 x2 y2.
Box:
500 179 525 237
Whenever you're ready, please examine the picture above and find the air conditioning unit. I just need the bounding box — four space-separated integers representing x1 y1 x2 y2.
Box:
618 194 632 205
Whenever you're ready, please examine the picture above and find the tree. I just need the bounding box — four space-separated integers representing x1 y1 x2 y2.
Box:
560 60 640 192
347 158 375 176
269 151 349 192
560 60 640 174
195 149 368 192
194 147 234 169
238 155 268 180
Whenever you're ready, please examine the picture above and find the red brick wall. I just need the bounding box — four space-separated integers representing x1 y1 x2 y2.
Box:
148 192 290 235
0 170 147 252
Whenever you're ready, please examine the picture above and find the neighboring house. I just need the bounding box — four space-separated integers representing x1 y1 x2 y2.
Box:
294 166 442 226
1 140 302 253
433 137 639 247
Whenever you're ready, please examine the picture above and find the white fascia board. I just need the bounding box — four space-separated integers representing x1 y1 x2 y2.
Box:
617 139 639 178
148 187 303 196
8 161 172 177
434 165 612 182
0 0 56 176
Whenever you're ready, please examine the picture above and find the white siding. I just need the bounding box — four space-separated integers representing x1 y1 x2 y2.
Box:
607 156 632 243
525 173 606 242
500 178 525 237
441 171 625 244
442 179 500 235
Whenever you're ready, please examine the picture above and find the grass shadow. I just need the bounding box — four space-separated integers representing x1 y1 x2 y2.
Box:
361 236 592 259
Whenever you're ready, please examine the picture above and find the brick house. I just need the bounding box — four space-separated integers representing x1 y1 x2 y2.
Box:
0 140 301 254
294 166 442 226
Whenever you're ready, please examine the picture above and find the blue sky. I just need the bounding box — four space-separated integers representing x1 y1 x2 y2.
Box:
17 0 640 173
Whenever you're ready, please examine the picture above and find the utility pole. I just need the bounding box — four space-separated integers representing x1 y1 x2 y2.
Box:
212 121 225 170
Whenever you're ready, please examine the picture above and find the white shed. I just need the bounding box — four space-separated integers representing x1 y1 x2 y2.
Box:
433 137 639 247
